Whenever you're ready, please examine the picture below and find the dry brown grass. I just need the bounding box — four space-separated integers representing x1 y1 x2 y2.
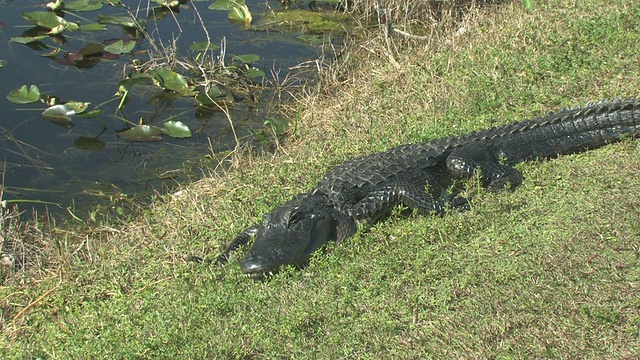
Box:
0 207 50 279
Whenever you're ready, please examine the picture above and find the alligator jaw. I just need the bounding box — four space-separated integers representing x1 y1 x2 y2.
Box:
238 195 340 279
244 271 272 280
241 260 277 280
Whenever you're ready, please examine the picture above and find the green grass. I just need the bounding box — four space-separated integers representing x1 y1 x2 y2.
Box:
3 0 640 358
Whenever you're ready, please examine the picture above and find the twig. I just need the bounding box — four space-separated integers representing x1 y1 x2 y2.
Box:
12 282 60 323
392 28 430 40
0 125 48 177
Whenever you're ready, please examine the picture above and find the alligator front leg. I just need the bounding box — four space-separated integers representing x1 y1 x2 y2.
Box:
348 180 469 224
216 225 260 263
446 144 523 190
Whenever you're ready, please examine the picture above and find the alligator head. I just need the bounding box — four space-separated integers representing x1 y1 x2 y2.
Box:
241 193 349 279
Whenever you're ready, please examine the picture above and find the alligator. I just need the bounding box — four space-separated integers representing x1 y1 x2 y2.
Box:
216 98 640 279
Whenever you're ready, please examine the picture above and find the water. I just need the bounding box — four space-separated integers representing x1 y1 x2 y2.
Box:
0 0 343 218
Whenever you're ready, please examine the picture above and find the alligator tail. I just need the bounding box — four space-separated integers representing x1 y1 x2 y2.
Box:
491 98 640 164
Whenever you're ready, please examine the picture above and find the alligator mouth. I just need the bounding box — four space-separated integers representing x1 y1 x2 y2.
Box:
242 261 279 280
245 271 274 280
242 260 309 280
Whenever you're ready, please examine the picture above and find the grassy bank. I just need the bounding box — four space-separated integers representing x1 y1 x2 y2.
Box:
3 0 640 358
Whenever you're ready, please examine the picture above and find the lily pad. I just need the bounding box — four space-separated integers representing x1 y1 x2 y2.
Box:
10 35 48 44
104 39 136 55
195 84 234 106
119 73 154 87
209 0 245 11
228 3 252 24
209 0 252 24
162 121 192 138
22 11 68 29
42 104 76 123
154 0 181 8
98 14 146 29
234 54 260 64
6 85 41 104
297 34 328 45
64 101 90 114
81 23 108 31
243 67 265 78
80 43 105 56
77 109 104 117
148 6 174 21
41 48 61 58
46 0 65 11
75 136 106 151
117 125 163 142
148 69 195 95
65 0 105 11
264 117 290 135
190 41 220 52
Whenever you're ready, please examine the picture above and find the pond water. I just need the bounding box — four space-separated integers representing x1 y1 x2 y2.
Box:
0 0 346 218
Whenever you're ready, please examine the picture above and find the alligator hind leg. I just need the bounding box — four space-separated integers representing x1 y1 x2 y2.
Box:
348 178 469 224
446 144 523 191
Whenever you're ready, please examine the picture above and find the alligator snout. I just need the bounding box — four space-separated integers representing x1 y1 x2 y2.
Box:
241 255 279 279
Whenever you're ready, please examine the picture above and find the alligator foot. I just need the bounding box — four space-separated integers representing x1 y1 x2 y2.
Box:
217 225 260 263
446 144 524 190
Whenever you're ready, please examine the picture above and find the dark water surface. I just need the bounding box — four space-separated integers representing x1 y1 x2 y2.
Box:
0 0 340 218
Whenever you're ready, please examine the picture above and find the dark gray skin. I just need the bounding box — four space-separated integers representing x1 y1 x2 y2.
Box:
240 194 354 278
219 193 356 279
216 99 640 279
